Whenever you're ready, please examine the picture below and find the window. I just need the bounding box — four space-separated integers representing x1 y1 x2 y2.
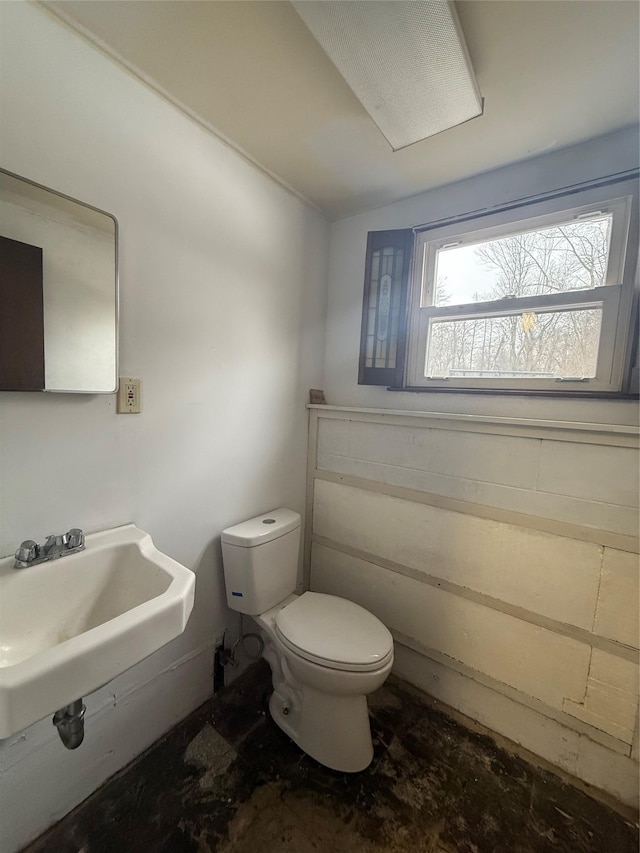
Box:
359 177 639 395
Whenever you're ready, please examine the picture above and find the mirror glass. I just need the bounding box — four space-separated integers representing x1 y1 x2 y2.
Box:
0 169 117 393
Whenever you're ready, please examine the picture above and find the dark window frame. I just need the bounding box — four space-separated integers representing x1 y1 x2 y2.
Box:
358 229 414 387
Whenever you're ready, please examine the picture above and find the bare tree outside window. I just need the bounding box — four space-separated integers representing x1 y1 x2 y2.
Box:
425 216 612 378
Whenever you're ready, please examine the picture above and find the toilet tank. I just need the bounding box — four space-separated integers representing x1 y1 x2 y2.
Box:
221 509 301 615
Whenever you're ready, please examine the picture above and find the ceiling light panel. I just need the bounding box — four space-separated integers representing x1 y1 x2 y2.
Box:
292 0 482 151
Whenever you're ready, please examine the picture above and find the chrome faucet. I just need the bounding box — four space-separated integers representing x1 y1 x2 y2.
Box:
14 528 85 568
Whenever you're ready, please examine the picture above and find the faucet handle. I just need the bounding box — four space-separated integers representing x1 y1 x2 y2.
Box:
67 528 85 549
44 533 65 550
15 540 38 564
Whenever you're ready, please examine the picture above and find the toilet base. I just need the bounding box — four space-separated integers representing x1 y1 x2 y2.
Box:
269 684 374 773
254 598 392 774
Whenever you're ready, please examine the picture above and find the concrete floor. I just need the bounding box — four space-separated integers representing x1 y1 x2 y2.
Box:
25 661 639 853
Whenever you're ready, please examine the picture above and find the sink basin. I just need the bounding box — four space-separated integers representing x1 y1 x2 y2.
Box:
0 524 195 738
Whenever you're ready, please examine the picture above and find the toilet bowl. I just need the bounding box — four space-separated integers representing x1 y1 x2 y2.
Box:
256 592 393 772
221 510 394 772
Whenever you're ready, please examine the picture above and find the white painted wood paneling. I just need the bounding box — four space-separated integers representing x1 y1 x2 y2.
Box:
312 406 639 442
576 735 640 808
317 415 639 538
590 649 640 696
392 642 639 808
564 689 637 743
317 451 639 537
563 645 639 745
538 441 639 507
392 642 581 776
317 417 349 457
314 479 603 630
309 402 639 805
318 451 386 483
345 421 542 489
594 549 640 647
311 543 591 709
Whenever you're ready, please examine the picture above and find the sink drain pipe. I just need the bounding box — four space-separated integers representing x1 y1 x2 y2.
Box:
53 699 86 749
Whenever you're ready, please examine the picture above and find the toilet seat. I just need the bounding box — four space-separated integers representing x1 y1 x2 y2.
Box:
275 592 393 673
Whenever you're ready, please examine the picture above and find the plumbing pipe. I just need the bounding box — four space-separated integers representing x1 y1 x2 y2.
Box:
53 699 86 749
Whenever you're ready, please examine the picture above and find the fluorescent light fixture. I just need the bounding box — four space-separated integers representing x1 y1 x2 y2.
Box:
292 0 483 150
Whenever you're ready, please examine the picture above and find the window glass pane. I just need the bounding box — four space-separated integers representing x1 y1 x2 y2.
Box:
364 246 403 369
364 250 380 367
425 308 602 379
433 215 613 307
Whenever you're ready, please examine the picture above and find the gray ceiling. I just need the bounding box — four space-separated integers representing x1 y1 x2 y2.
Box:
45 0 640 220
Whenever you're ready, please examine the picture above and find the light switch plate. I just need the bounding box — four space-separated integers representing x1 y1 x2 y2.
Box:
117 377 142 414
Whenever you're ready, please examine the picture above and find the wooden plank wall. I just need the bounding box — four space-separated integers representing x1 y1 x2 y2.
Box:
305 405 639 808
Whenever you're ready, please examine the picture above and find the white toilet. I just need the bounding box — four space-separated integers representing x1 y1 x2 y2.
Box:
221 508 394 773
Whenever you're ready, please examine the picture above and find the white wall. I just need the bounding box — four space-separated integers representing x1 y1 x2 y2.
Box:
324 126 640 425
0 5 328 851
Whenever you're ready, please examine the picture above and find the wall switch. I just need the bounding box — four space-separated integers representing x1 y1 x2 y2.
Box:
117 377 142 414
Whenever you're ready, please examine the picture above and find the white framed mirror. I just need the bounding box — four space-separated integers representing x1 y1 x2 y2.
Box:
0 169 118 393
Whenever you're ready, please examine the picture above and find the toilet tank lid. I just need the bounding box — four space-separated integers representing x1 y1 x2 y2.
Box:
221 508 301 547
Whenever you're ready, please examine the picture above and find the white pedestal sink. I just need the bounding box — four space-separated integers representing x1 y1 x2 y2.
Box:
0 524 195 739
